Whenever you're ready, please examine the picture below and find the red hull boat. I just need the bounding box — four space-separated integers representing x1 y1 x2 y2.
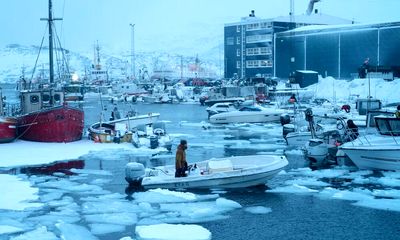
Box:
0 117 17 143
17 104 84 143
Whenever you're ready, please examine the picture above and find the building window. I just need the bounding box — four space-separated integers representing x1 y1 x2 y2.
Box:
236 61 241 69
246 60 258 68
236 36 241 44
246 47 272 56
246 23 260 31
236 25 241 32
226 37 234 45
260 60 273 67
246 34 272 43
236 49 241 56
260 22 272 29
246 60 273 68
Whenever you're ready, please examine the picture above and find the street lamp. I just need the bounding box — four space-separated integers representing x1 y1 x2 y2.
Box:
129 23 136 80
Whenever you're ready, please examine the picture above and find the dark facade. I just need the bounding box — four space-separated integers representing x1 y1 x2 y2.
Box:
224 13 352 79
275 22 400 79
224 18 295 79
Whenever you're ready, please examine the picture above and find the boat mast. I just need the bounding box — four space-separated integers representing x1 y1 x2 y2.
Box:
41 0 62 85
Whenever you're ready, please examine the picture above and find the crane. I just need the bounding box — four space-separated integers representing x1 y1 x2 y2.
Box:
306 0 321 15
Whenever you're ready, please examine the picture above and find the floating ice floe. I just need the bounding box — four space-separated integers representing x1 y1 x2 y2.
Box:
70 168 112 176
227 143 286 151
244 206 272 214
267 184 318 194
85 212 137 226
289 167 349 179
284 149 305 156
10 226 57 240
56 223 97 240
269 165 400 213
285 177 330 187
372 189 400 199
0 174 42 211
133 188 218 204
135 223 211 240
0 225 24 235
89 223 126 235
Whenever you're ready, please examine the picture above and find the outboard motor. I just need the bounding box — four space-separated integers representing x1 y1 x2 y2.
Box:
149 135 159 149
283 123 295 139
305 139 328 164
280 113 291 126
125 162 145 185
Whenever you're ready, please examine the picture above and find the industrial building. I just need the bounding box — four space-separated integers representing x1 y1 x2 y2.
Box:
274 21 400 79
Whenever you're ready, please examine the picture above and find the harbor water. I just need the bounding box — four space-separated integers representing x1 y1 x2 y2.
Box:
1 83 400 240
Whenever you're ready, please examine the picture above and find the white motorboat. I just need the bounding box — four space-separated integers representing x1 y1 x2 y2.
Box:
107 112 160 131
340 115 400 170
206 102 237 118
132 122 173 151
209 105 286 124
286 131 313 147
125 155 288 189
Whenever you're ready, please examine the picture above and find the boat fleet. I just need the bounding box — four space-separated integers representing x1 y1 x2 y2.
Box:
1 0 399 191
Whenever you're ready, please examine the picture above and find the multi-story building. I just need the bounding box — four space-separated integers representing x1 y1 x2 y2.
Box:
224 10 352 79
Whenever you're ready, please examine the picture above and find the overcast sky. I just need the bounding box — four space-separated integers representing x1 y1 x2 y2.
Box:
0 0 398 53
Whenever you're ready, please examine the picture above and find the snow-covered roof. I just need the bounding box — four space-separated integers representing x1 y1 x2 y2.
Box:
272 13 353 25
277 21 400 36
225 13 352 27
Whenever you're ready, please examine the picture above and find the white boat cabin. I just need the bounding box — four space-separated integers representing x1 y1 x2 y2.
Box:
20 90 65 114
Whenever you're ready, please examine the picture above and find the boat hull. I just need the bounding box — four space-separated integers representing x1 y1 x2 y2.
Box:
286 132 312 147
17 105 84 142
128 155 288 189
209 112 282 124
142 168 284 189
340 146 400 171
0 117 17 143
106 113 160 130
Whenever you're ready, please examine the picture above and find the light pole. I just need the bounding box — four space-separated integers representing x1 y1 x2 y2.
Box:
130 23 136 80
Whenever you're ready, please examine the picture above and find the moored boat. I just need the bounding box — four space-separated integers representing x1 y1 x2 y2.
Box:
125 155 288 189
0 89 17 143
339 115 400 170
209 105 286 124
15 0 84 143
0 117 17 143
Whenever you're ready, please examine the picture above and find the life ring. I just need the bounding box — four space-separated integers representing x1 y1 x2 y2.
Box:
336 121 345 130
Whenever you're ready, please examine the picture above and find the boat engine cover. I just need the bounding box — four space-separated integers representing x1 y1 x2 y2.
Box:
125 162 145 182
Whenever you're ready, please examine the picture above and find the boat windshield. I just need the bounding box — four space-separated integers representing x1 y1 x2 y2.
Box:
239 106 261 112
375 116 400 136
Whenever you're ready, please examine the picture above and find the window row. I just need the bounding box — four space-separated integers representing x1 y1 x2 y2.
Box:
246 22 272 31
246 60 273 68
246 34 272 43
246 47 272 56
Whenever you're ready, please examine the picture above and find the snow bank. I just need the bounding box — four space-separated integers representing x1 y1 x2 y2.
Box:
309 77 400 104
0 140 161 168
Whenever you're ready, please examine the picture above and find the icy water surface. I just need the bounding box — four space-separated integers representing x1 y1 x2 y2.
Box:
1 85 400 240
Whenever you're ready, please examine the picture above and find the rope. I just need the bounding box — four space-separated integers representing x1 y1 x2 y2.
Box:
29 24 48 83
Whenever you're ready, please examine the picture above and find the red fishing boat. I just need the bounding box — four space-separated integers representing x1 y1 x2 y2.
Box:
16 0 84 143
0 89 17 143
0 88 17 143
0 117 17 143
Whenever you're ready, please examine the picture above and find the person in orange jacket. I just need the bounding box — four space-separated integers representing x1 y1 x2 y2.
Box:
175 139 188 177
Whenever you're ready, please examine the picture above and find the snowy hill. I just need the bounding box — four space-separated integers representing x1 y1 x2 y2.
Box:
0 43 223 84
